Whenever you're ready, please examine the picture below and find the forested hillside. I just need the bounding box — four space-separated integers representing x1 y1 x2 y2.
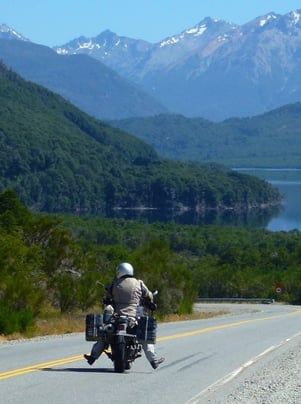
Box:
1 190 301 336
0 63 280 213
110 103 301 168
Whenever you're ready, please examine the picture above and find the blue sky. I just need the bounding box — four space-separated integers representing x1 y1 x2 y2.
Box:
2 0 301 47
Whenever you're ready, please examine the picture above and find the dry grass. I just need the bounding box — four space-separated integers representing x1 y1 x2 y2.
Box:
0 309 229 342
34 314 86 336
0 313 86 342
161 310 228 323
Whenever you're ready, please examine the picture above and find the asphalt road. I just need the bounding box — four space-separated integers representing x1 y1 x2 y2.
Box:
1 303 301 404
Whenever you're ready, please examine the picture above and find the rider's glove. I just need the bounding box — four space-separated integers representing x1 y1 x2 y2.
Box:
103 296 113 305
148 302 157 311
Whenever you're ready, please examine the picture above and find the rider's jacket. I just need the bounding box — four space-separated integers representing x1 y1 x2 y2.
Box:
108 276 153 318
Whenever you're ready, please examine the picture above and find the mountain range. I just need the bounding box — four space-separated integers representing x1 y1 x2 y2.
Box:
0 25 167 120
54 10 301 120
1 9 301 121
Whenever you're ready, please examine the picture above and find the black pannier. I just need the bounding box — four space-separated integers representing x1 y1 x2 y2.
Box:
85 314 104 341
136 316 157 343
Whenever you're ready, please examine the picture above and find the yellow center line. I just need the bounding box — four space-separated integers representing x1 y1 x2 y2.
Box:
1 309 301 380
157 309 301 341
0 355 83 380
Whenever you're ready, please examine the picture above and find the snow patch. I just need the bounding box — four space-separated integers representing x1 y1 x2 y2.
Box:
217 34 229 42
292 11 301 24
160 36 180 47
259 14 277 27
0 24 28 41
79 40 93 49
186 24 207 37
160 23 207 47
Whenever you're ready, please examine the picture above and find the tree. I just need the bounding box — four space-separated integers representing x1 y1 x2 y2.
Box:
133 239 196 315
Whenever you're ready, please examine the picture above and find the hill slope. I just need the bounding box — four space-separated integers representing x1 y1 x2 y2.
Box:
110 103 301 168
0 38 167 120
0 63 280 213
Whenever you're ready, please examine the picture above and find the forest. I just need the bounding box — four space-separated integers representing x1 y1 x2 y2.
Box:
0 63 280 213
110 103 301 168
1 189 301 336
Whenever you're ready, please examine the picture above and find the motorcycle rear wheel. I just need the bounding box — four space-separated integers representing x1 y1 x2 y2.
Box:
114 336 126 373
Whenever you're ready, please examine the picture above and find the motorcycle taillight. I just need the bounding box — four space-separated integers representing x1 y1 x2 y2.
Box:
116 323 127 331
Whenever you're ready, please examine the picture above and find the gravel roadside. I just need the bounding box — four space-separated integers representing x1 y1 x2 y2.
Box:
207 334 301 403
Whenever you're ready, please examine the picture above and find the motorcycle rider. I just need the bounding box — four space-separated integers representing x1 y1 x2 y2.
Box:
84 262 165 369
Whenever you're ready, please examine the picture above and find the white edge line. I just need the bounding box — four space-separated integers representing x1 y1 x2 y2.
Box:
185 332 301 404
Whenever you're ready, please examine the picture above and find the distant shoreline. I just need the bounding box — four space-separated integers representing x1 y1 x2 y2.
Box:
233 168 301 171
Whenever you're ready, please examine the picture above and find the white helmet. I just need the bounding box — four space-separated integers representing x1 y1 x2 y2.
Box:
116 262 134 279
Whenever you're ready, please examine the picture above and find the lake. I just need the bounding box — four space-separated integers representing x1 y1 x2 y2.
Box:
111 169 301 232
237 169 301 232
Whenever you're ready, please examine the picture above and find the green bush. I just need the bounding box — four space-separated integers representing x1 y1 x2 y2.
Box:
0 306 34 335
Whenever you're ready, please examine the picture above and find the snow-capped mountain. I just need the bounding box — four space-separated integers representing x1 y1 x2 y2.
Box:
55 10 301 120
55 18 236 78
0 24 28 41
1 10 301 121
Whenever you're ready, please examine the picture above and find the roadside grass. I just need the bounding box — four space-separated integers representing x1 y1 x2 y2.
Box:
0 308 229 342
160 311 228 323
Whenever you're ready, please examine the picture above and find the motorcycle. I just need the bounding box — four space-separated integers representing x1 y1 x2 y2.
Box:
85 291 158 373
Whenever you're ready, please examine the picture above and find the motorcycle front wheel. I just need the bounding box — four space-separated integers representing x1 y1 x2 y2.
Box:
113 335 126 373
